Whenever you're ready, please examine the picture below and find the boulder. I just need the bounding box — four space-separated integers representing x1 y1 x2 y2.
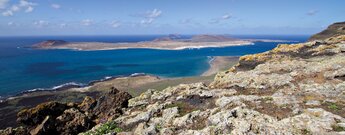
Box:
3 88 132 135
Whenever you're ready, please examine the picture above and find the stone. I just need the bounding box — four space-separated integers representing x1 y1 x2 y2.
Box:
17 101 68 127
55 108 95 134
306 100 321 106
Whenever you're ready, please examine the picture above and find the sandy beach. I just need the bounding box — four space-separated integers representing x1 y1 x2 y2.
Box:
202 56 240 76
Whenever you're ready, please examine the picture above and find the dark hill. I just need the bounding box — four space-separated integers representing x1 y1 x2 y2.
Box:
309 21 345 41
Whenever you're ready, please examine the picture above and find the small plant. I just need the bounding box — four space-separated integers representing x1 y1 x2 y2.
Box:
155 124 162 130
165 102 198 116
332 124 345 132
263 96 273 101
301 129 311 135
328 103 339 110
82 121 122 135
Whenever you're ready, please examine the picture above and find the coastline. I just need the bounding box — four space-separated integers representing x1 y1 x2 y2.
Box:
1 73 159 101
0 55 239 128
1 55 239 101
34 40 254 51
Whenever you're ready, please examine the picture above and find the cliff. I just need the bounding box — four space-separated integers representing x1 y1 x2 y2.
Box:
309 21 345 41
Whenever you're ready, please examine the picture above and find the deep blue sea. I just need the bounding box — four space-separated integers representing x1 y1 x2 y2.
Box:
0 35 309 96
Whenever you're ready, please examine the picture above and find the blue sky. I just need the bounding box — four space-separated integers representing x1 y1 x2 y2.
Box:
0 0 344 36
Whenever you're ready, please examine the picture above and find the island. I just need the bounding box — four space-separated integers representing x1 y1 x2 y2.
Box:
31 35 255 51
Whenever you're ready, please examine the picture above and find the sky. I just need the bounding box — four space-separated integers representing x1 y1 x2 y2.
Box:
0 0 344 36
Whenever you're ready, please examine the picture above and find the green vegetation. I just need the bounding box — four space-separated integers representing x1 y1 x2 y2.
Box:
301 129 311 135
165 102 185 109
82 121 122 135
155 124 162 131
165 102 198 116
263 96 273 101
332 124 345 132
328 103 339 110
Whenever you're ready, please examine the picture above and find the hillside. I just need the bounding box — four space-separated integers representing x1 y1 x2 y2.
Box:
99 35 344 135
309 21 345 41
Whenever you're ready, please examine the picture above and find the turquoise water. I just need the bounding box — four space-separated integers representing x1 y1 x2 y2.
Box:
0 35 308 96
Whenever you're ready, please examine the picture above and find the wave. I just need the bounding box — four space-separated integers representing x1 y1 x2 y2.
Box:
20 82 86 95
207 56 216 64
14 73 148 97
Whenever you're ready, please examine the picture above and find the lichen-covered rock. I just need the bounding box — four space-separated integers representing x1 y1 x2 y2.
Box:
92 87 132 122
78 96 96 112
55 108 95 134
0 127 28 135
17 101 68 127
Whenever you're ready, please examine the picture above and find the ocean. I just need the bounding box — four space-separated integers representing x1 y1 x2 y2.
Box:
0 35 309 96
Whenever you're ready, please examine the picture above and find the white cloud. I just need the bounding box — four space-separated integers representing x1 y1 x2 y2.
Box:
140 18 154 25
146 9 162 18
7 21 14 26
59 23 67 28
2 10 12 16
25 6 33 13
180 19 192 24
11 5 20 11
222 14 232 19
210 13 232 24
137 9 162 25
51 4 60 9
110 21 120 28
19 0 35 7
34 20 49 27
1 0 36 16
307 10 318 16
81 19 92 26
0 0 9 9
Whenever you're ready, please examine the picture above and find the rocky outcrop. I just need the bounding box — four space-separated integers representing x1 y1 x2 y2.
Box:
81 34 345 135
0 87 132 135
309 21 345 41
32 40 67 48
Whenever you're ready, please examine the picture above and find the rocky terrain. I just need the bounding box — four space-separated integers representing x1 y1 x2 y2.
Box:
1 23 345 135
309 22 345 41
82 35 345 134
0 87 132 135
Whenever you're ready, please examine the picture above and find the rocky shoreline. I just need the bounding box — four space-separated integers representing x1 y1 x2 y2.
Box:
0 56 236 130
0 73 151 101
1 55 238 102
